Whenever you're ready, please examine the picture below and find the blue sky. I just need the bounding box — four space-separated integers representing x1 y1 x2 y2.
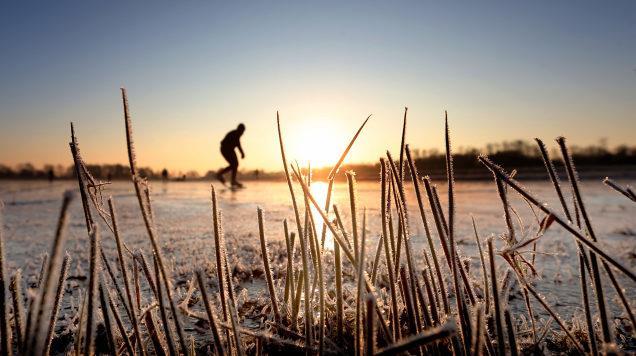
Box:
1 1 634 172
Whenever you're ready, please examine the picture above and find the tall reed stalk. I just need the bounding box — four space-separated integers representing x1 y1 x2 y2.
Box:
471 304 485 356
153 255 178 355
557 136 627 343
283 220 295 306
291 273 304 328
308 210 326 356
27 191 74 356
365 295 376 356
121 88 188 353
421 268 440 325
355 208 367 356
405 145 449 316
277 113 313 346
380 159 401 340
398 107 408 182
536 138 599 350
43 254 70 356
334 238 343 341
471 217 490 314
98 283 117 354
196 270 226 355
488 238 505 356
0 202 11 356
348 171 360 266
556 139 607 326
443 113 471 353
103 276 136 356
375 322 457 356
578 251 598 355
504 310 518 356
10 270 25 353
83 225 100 356
108 197 145 356
603 178 636 202
100 248 132 321
210 185 232 348
257 208 282 323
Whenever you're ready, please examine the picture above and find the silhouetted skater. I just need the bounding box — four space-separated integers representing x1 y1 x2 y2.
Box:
216 123 245 188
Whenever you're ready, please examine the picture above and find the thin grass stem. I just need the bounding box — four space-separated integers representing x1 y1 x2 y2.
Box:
375 322 456 356
488 238 506 356
10 270 25 353
153 255 178 356
257 208 282 323
196 270 226 355
365 294 377 356
43 254 70 356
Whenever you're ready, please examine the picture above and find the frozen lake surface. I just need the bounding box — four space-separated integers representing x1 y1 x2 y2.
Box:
1 178 635 330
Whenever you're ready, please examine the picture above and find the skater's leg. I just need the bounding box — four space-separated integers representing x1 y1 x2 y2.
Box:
222 149 239 186
216 166 231 184
218 146 237 184
231 166 238 184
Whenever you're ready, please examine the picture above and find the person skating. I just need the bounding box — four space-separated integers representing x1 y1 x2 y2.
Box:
216 123 246 188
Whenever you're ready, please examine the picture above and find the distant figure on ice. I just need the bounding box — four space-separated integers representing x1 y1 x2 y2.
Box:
216 123 245 188
161 168 169 182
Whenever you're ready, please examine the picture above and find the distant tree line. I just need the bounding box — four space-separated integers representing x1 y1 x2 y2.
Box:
0 163 162 181
0 162 272 181
2 139 635 181
412 139 636 173
309 139 636 180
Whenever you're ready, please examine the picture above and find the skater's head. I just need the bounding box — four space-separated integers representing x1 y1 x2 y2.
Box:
237 123 246 134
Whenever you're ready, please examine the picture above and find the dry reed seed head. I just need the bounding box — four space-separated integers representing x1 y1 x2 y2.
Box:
556 136 582 184
396 108 408 180
121 87 139 176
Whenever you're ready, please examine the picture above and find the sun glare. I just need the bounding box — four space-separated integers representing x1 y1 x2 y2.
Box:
287 120 345 169
309 181 335 250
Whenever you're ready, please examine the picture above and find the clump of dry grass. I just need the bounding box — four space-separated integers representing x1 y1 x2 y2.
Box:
1 89 634 356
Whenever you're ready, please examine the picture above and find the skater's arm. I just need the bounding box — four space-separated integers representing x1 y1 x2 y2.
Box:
238 141 245 158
